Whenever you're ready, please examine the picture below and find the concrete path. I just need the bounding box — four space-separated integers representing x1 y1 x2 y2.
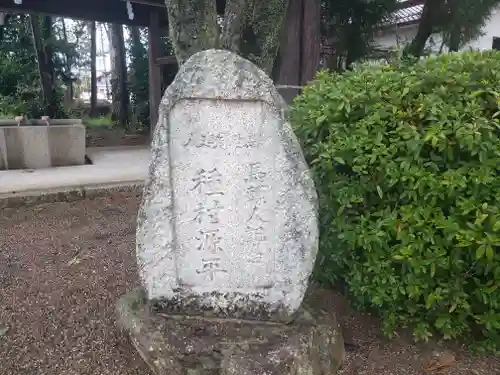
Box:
0 146 149 199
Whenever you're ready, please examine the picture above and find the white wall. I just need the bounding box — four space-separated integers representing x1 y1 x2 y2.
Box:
374 7 500 53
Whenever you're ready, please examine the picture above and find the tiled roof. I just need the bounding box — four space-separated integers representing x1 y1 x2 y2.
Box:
390 4 423 25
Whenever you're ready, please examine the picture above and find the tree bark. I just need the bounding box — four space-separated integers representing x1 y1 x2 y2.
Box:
130 25 142 48
447 0 461 52
29 14 58 118
100 23 110 100
448 28 461 51
61 18 74 107
164 0 219 64
221 0 289 74
404 0 444 58
89 21 98 116
163 0 288 74
108 23 129 127
275 0 301 85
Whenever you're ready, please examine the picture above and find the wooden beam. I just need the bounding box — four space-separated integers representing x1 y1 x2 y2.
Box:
0 0 168 27
148 9 162 137
119 0 165 7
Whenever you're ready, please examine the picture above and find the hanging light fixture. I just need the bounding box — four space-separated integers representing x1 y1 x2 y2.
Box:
13 0 22 4
126 1 135 20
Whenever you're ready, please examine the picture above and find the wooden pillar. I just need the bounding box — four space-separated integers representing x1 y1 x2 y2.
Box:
148 10 162 137
275 0 302 105
300 0 321 84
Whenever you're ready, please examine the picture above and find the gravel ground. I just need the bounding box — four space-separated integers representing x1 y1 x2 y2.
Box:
0 192 498 375
0 192 151 375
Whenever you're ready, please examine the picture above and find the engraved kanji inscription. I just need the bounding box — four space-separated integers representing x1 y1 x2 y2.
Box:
196 228 223 253
184 132 224 149
190 168 223 195
245 162 269 228
196 257 227 281
245 162 266 187
235 135 258 149
192 200 222 224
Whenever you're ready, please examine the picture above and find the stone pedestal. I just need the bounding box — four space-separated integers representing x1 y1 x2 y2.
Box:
117 288 345 375
0 123 85 170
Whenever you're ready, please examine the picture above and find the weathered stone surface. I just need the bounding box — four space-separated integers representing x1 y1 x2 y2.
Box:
117 288 345 375
137 49 318 320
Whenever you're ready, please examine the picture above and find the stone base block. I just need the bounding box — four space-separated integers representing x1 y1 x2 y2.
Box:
116 288 345 375
0 124 85 170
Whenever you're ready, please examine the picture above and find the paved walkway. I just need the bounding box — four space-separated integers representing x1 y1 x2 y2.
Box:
0 146 149 199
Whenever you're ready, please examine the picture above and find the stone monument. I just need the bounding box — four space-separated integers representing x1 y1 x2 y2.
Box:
117 49 344 375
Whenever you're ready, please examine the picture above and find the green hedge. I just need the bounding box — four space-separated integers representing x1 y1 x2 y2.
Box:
292 51 500 351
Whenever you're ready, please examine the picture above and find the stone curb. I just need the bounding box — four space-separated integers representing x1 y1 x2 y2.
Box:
0 181 144 208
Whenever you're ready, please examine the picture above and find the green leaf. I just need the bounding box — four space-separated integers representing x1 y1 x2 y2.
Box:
425 293 437 310
476 244 486 260
449 303 457 313
485 284 498 294
493 221 500 232
316 115 326 124
333 157 345 165
485 245 494 261
376 185 383 198
435 317 448 328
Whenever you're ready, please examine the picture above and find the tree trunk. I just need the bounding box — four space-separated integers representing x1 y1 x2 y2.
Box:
130 25 142 48
300 0 320 84
29 14 58 118
164 0 219 64
129 26 150 126
275 0 302 85
100 23 110 100
448 27 461 51
404 0 444 58
61 18 74 107
447 0 461 52
108 23 129 127
163 0 289 74
89 21 98 116
221 0 289 74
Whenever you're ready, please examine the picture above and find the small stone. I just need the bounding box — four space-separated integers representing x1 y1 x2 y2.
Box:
0 325 10 337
